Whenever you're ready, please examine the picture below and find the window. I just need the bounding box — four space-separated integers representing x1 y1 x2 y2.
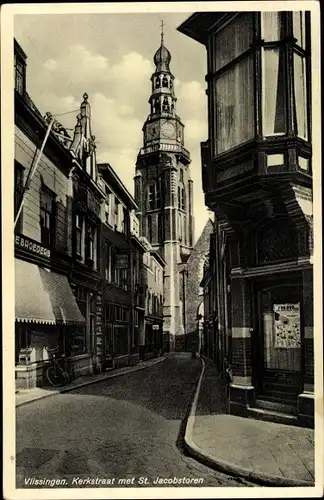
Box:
262 47 287 135
180 169 184 183
214 13 253 71
178 213 183 242
261 12 285 41
113 268 128 290
292 11 306 49
105 243 111 281
40 187 55 247
147 214 152 241
75 214 84 258
162 97 170 113
181 187 185 210
215 56 254 153
156 183 161 209
114 198 119 229
294 53 308 140
85 224 97 267
178 184 186 210
14 162 24 231
14 54 25 95
158 212 164 242
104 200 110 226
148 184 155 210
162 76 168 87
117 204 125 233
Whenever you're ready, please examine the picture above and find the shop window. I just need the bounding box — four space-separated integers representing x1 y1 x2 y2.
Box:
215 56 254 153
262 47 287 135
14 162 24 232
74 287 87 354
256 220 299 264
40 186 56 248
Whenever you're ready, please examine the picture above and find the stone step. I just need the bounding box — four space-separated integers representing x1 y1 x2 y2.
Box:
254 398 297 415
247 406 299 426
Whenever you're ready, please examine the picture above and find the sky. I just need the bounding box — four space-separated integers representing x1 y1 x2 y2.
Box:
14 12 210 242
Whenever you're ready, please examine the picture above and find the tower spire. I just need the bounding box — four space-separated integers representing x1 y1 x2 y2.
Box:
160 20 164 46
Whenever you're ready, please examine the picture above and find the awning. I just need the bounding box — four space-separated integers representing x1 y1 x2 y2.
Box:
15 259 85 325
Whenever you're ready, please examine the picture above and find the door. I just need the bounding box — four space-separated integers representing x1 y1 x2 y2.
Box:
256 280 303 406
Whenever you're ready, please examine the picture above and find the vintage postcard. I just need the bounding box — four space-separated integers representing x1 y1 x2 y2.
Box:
1 1 323 499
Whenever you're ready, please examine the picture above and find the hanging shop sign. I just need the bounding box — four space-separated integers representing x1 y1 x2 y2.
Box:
114 254 129 269
15 234 51 259
273 303 301 348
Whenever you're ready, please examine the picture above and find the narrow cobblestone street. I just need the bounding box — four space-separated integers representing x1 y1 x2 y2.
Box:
16 356 253 488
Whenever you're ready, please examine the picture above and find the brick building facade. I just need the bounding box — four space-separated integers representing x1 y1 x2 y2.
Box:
14 39 147 388
179 10 314 427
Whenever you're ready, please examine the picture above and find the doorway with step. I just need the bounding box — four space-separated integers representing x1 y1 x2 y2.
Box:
253 274 304 415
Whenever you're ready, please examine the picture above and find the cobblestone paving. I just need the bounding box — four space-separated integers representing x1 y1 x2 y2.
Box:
16 357 254 488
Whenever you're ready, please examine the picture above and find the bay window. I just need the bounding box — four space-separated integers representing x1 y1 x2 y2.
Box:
215 55 254 153
294 53 308 140
262 47 287 135
261 11 285 41
293 11 306 49
214 13 253 71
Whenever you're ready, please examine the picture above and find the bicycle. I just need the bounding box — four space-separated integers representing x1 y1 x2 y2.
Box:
45 346 74 387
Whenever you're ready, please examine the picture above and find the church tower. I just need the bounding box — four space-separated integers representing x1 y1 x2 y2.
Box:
134 25 194 351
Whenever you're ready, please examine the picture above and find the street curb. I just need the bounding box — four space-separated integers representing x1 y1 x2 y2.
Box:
183 358 313 488
16 357 165 408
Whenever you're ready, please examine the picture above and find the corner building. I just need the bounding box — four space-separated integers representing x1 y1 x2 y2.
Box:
134 34 194 351
179 11 314 427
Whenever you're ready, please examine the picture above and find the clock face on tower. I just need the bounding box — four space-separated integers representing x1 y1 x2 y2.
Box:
161 120 176 139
